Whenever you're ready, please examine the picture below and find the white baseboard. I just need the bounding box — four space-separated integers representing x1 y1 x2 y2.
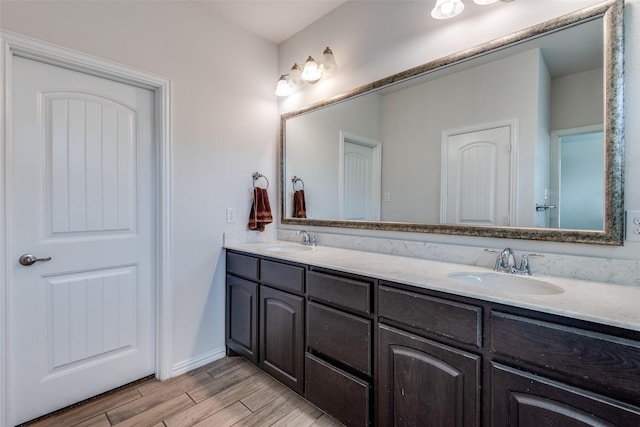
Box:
171 346 227 377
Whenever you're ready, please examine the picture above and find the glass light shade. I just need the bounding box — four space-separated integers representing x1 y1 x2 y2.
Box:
431 0 464 19
289 63 302 85
301 56 322 83
320 47 338 73
474 0 499 4
275 75 293 97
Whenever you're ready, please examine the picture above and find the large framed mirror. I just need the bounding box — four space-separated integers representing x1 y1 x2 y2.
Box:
280 0 624 245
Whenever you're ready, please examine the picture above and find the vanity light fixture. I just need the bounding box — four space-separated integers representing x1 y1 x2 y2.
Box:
431 0 464 19
275 47 338 96
275 74 294 97
289 63 302 85
431 0 507 20
301 56 322 83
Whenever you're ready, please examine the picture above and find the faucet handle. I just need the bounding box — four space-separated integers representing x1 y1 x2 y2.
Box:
296 230 309 244
519 253 543 275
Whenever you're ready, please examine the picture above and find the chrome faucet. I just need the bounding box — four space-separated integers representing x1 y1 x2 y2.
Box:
494 248 517 274
487 248 542 275
297 230 316 246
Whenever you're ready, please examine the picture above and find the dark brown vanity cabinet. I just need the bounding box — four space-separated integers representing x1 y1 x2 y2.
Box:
305 269 375 427
226 251 306 394
226 252 260 364
259 259 306 395
491 363 640 426
227 250 640 426
377 325 481 427
489 311 640 426
377 284 482 427
260 284 305 394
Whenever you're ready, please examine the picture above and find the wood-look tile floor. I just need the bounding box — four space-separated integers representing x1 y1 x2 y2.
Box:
23 356 345 427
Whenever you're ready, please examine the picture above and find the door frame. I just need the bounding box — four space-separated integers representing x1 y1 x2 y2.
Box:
0 30 174 425
440 120 517 225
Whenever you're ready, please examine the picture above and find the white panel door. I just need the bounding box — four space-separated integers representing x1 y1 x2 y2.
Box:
340 135 382 221
11 56 155 424
445 126 512 225
344 141 372 220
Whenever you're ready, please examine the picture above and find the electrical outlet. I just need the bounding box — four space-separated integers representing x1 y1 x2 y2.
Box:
226 207 236 223
626 210 640 241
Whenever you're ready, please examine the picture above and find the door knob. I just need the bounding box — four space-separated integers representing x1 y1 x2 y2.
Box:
19 253 52 266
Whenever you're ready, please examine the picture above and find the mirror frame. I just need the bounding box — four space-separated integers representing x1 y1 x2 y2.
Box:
280 0 624 245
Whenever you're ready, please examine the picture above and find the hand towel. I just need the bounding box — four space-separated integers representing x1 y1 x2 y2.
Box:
248 187 273 232
293 189 307 218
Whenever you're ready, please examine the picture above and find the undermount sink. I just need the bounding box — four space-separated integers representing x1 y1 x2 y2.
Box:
448 272 564 295
264 245 313 253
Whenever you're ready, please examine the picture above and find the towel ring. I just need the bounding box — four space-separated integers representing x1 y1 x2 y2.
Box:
252 172 269 189
292 176 305 191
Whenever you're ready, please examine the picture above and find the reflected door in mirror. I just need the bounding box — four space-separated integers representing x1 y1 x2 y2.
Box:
443 125 512 226
339 132 382 220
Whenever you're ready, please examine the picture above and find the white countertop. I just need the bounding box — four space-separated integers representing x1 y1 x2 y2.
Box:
225 241 640 332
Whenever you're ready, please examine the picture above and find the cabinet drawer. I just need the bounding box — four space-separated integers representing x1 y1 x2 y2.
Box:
490 311 640 403
307 302 372 375
379 285 482 347
305 353 370 427
307 270 372 314
262 259 305 293
226 251 259 281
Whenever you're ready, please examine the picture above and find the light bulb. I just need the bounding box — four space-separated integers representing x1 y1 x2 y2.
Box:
431 0 464 19
275 75 293 97
301 56 322 84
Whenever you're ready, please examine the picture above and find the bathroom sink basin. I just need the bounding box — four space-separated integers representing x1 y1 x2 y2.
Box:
264 245 313 253
447 272 564 295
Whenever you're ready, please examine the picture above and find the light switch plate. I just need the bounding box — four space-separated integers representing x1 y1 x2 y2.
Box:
626 210 640 241
226 207 236 223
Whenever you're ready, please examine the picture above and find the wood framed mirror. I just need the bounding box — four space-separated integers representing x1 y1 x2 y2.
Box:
280 0 624 245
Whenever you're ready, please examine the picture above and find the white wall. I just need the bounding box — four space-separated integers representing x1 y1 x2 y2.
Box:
2 0 639 386
380 49 542 225
0 0 278 370
551 68 604 130
285 93 382 219
278 0 640 263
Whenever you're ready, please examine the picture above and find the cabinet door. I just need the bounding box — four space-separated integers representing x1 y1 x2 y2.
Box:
226 274 258 364
260 285 305 394
377 324 481 427
491 363 640 427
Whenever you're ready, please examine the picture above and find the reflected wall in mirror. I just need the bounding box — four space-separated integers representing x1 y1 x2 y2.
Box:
281 0 624 245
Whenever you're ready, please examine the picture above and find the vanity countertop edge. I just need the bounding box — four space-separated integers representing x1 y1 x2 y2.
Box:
224 241 640 333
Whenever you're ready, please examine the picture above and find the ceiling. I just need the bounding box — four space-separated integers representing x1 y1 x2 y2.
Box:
198 0 600 76
198 0 348 45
